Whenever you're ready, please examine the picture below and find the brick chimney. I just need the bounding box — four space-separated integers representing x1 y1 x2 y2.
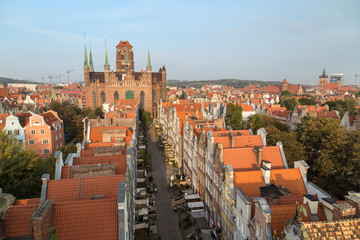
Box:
229 132 235 148
254 146 263 168
332 202 356 220
345 192 360 215
31 200 53 240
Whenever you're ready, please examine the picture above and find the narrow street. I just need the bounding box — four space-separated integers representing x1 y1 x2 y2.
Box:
148 126 182 240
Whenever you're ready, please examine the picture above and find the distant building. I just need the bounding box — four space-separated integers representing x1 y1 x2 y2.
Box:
84 40 166 117
319 69 328 89
330 73 344 85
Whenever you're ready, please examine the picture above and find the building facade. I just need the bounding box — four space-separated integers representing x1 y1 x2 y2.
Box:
84 40 166 116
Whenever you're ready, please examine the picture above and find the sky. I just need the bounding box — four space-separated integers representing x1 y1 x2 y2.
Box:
0 0 359 85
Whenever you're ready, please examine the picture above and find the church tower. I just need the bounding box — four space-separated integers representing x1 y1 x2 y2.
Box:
116 41 134 73
319 69 328 89
281 78 288 92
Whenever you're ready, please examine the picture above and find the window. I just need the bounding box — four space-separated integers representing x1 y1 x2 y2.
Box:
43 149 50 154
15 130 20 135
59 133 61 139
7 130 12 135
60 142 62 147
31 130 36 135
33 121 41 126
55 135 58 141
19 139 23 144
28 139 35 145
42 139 49 144
40 129 45 134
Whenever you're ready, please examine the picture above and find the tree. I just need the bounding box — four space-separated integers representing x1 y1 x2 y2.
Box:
280 97 299 111
298 97 316 105
280 90 291 97
248 114 264 133
225 103 243 130
59 144 78 161
265 126 306 168
0 131 55 198
296 117 341 166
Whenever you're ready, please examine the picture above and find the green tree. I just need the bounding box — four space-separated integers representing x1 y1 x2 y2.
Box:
248 114 264 133
298 97 316 105
266 126 307 168
280 90 291 97
262 115 290 132
280 97 299 111
226 103 243 130
0 131 55 198
59 143 78 160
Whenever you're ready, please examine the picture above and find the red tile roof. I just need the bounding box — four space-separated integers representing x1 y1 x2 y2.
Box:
47 175 125 203
223 146 284 171
270 204 312 236
215 135 263 148
116 40 132 48
233 168 307 199
4 204 38 238
53 199 118 240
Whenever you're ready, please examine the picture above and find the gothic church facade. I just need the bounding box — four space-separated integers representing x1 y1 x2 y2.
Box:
84 40 166 116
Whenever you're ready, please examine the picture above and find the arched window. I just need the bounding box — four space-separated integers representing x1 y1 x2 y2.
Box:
100 91 106 105
114 91 119 104
140 91 145 110
33 121 41 126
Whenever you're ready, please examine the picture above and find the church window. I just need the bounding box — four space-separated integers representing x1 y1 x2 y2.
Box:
114 91 119 104
100 91 106 104
121 54 124 60
140 91 145 110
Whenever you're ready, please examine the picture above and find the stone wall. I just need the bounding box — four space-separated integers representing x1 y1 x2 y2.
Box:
72 164 116 178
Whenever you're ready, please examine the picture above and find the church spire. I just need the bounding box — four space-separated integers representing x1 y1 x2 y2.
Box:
104 36 110 69
89 41 94 71
84 35 89 70
146 48 152 71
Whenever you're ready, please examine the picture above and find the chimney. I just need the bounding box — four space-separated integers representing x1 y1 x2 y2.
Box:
304 194 319 217
262 160 271 170
31 199 53 240
261 165 270 185
40 174 50 203
54 151 63 180
332 202 356 220
254 146 263 168
345 192 360 215
229 132 235 148
269 194 280 205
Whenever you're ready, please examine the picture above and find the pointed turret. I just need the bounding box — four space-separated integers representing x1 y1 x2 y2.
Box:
104 37 110 69
84 39 89 70
89 42 94 72
146 48 152 71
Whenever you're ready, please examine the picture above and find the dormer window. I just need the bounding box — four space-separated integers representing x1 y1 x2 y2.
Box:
34 121 41 126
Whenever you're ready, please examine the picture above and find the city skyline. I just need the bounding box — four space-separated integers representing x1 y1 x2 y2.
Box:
0 0 359 84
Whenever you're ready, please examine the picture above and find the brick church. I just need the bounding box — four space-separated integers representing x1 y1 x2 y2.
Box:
84 40 167 116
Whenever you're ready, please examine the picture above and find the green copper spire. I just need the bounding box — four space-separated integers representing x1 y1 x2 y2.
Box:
89 42 94 71
84 37 89 70
146 48 152 71
104 37 110 69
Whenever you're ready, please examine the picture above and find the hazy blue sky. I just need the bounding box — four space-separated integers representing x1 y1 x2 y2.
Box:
0 0 359 84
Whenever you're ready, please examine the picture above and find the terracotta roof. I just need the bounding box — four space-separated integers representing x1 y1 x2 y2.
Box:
264 85 281 93
53 199 118 240
212 130 251 137
116 40 132 48
223 146 284 171
282 78 288 84
15 198 40 205
270 204 312 236
0 87 10 98
303 218 360 239
287 85 301 94
233 168 306 199
4 204 38 238
46 175 125 203
215 135 263 149
316 111 339 119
